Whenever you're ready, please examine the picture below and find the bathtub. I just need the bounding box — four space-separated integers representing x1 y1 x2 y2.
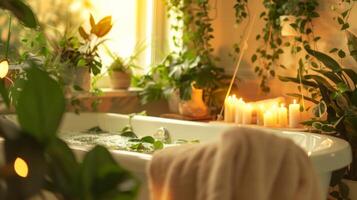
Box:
7 113 353 199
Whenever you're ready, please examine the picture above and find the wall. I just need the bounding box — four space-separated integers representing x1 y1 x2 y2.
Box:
210 0 357 102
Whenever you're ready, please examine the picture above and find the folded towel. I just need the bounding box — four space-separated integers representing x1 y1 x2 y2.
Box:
148 127 322 200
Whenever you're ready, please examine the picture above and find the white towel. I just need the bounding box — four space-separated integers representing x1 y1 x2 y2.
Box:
148 127 322 200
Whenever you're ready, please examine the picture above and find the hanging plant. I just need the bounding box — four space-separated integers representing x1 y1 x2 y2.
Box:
251 0 320 93
232 0 249 56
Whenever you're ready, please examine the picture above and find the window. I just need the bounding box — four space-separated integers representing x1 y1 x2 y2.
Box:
0 0 170 87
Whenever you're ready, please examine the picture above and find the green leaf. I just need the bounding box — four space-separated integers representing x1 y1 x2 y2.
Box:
121 131 138 138
0 80 10 108
286 93 319 104
342 68 357 85
279 76 318 88
153 141 164 150
16 67 65 143
341 23 350 30
312 69 342 85
0 0 38 28
80 146 137 199
140 136 155 144
46 139 80 197
338 49 346 58
305 46 342 72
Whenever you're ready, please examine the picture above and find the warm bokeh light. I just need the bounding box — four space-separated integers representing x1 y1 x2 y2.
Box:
14 157 29 178
0 59 9 78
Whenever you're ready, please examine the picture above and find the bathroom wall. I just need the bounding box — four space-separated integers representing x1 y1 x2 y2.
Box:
210 0 357 102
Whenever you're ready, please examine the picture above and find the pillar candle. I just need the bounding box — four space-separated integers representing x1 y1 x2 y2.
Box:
235 98 245 124
263 110 276 127
289 99 301 128
243 104 253 124
224 95 236 122
271 104 279 126
278 104 288 127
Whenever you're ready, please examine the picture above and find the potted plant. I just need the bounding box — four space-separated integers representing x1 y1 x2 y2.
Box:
108 56 132 89
107 43 144 90
280 30 357 199
58 14 112 91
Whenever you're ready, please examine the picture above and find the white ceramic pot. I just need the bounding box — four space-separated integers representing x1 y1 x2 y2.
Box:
343 179 357 199
74 68 91 91
109 71 131 89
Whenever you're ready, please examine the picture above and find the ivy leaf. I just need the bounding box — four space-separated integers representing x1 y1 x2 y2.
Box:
17 67 65 144
338 50 346 58
251 54 257 62
341 23 350 30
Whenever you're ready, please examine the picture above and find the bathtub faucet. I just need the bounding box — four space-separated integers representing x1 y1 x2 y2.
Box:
153 127 171 144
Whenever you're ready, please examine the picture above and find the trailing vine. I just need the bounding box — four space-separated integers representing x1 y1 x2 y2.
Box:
136 0 225 113
328 0 355 61
232 0 249 56
166 0 225 111
252 0 320 93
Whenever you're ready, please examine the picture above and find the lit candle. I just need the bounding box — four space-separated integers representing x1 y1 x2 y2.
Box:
278 104 288 127
289 99 301 128
235 98 245 124
243 104 253 124
224 95 236 122
264 110 276 127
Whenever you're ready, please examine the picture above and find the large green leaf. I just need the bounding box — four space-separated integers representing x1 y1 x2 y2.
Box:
343 68 357 86
80 146 138 199
305 46 342 72
16 67 65 143
313 69 343 85
46 139 80 198
278 76 318 87
347 30 357 64
0 0 38 29
0 80 10 108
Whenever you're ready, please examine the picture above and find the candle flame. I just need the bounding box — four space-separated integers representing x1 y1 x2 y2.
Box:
14 157 29 178
293 99 297 104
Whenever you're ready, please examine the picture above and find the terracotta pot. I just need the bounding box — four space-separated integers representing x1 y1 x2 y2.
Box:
179 86 208 118
109 71 131 89
168 90 180 114
343 179 357 199
74 68 91 91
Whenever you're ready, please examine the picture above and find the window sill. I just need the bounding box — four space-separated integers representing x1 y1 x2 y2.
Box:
68 87 142 99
